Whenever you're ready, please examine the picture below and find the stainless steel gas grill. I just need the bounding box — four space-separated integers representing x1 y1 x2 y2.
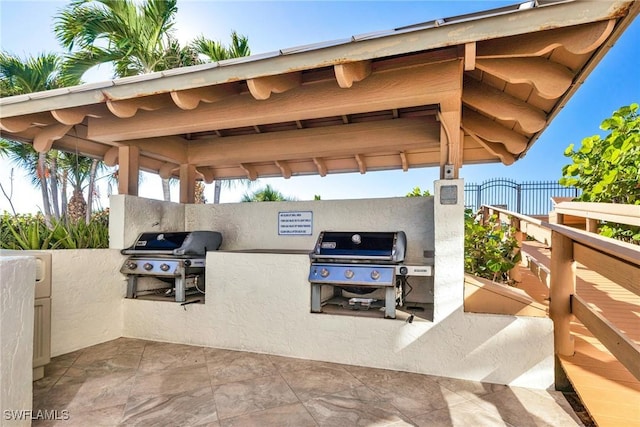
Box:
120 231 222 302
308 231 407 318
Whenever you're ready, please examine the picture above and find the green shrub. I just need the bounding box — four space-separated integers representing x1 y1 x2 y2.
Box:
464 209 521 284
0 210 109 250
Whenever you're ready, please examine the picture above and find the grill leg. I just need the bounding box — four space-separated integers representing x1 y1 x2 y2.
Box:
385 286 396 319
175 274 186 303
126 276 137 299
311 284 322 313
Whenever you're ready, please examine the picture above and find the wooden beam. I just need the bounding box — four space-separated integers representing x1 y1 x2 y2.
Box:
239 163 258 181
476 58 573 100
313 157 327 177
464 42 476 71
0 114 53 133
462 108 528 154
118 145 140 196
33 124 72 153
179 164 197 204
477 19 615 58
170 84 238 110
467 132 516 165
275 160 292 179
463 78 546 134
127 136 188 164
106 95 172 119
438 92 462 178
88 60 462 142
188 118 439 166
334 60 372 88
355 154 366 174
246 72 302 100
399 152 408 171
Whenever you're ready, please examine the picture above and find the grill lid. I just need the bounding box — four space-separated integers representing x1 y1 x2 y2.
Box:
310 231 406 263
121 231 222 256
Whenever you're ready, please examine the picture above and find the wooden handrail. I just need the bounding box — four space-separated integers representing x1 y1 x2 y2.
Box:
480 204 640 380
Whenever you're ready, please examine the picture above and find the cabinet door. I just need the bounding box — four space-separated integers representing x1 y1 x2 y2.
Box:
33 297 51 369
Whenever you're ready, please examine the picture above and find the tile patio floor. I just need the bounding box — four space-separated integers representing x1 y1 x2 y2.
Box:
33 338 583 426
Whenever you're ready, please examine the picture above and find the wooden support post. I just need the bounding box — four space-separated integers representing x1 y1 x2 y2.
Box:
117 146 139 196
482 206 490 225
586 218 598 233
179 164 197 204
549 230 575 356
509 218 523 283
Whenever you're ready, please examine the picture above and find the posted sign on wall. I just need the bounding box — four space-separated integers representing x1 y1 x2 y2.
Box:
278 211 313 235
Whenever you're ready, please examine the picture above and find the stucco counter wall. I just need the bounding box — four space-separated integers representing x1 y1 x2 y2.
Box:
0 256 36 426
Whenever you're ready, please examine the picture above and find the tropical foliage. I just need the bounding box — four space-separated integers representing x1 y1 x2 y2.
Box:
559 103 639 243
241 184 293 202
1 210 109 250
464 209 521 284
405 186 432 197
53 0 252 202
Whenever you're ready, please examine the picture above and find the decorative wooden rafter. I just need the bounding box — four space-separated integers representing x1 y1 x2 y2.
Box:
468 132 516 165
51 105 105 125
477 19 615 58
334 60 372 88
464 42 476 71
246 72 302 100
400 151 408 171
463 78 546 134
462 108 528 154
0 115 51 133
355 154 366 174
239 163 258 180
159 162 179 179
88 60 461 142
170 84 238 110
103 146 120 166
196 167 216 184
33 124 73 152
275 160 292 179
313 157 327 177
476 58 573 99
106 96 172 119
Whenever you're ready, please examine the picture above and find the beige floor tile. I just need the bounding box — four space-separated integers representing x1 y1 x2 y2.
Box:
303 385 414 426
139 341 206 373
205 348 278 386
268 354 341 373
410 399 509 427
122 386 218 427
131 363 211 396
213 374 299 420
280 365 364 401
220 403 317 427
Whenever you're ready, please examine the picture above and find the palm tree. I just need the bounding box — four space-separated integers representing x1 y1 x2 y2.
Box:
241 184 292 202
54 0 252 203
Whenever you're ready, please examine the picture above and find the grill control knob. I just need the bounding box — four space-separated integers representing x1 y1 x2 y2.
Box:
370 270 381 280
184 259 191 267
344 269 354 279
125 261 138 270
143 263 153 271
160 263 170 272
320 268 330 278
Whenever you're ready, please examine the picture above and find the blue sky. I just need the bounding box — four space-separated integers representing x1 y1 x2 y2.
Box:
1 0 639 212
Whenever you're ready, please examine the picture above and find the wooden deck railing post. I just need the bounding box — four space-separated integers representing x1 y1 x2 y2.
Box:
585 218 598 233
550 229 575 356
482 206 490 225
509 217 523 283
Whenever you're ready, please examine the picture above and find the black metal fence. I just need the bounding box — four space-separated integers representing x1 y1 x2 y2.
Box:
464 178 580 216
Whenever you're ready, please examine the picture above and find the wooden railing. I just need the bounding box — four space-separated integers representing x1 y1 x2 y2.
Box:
481 202 640 381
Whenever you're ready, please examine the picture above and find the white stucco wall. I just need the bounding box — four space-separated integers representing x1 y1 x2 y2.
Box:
118 182 554 389
48 250 125 356
0 256 35 426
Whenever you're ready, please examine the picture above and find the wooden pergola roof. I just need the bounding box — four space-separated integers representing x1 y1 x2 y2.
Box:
1 0 638 202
